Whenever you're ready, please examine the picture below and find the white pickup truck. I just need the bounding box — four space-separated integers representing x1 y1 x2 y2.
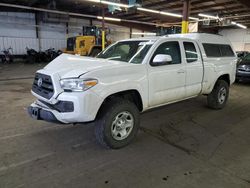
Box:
28 33 237 149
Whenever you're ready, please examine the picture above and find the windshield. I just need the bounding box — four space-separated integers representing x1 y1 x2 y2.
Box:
96 40 154 64
237 51 248 58
242 53 250 61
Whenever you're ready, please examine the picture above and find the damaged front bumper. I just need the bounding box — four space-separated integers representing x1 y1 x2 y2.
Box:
27 100 68 124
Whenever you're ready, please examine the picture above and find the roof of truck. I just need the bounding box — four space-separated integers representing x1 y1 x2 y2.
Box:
123 33 231 45
168 33 230 44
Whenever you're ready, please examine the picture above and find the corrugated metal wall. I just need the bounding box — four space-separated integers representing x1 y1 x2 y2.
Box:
92 20 131 42
219 29 249 51
68 17 90 37
0 12 67 55
0 37 66 54
0 12 36 38
0 37 38 54
0 12 142 55
40 39 66 51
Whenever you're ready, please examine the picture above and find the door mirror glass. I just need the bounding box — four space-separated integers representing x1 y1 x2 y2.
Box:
152 54 172 66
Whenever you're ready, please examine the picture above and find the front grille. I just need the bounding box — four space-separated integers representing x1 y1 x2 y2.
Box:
32 73 54 99
238 65 250 72
238 68 250 72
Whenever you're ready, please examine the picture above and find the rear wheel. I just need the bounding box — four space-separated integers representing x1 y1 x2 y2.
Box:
207 80 229 109
94 98 140 149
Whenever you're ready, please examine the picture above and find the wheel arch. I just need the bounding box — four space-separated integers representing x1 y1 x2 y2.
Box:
217 74 230 85
95 89 143 120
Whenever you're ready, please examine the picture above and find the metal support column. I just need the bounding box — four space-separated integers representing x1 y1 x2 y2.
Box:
66 22 68 38
35 12 41 51
101 6 105 50
181 0 190 34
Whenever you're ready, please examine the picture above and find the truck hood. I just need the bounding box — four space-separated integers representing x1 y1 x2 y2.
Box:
42 54 130 78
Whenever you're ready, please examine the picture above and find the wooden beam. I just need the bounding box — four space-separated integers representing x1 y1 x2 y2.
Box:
237 0 250 8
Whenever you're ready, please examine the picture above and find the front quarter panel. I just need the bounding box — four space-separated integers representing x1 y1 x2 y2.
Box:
83 63 148 110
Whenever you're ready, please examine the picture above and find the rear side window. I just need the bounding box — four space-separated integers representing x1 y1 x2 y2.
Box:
203 43 235 57
183 42 198 63
220 45 234 57
203 43 221 57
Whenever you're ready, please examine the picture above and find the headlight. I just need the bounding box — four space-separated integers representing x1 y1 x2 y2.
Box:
60 78 98 91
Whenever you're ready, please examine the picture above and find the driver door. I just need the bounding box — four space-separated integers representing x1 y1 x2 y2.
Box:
148 40 186 107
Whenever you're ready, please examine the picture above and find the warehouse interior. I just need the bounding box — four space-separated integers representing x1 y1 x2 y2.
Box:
1 0 250 187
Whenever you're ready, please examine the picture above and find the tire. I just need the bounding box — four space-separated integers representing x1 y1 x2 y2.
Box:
207 80 229 110
1 57 5 63
235 78 240 83
9 56 13 63
95 98 140 149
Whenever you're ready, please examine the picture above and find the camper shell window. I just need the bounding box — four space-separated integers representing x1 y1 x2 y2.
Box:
203 43 235 57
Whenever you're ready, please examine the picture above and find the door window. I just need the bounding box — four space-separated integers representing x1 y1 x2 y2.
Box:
79 40 85 48
151 41 181 65
183 42 198 63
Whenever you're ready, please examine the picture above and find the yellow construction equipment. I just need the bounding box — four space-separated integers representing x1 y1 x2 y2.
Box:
64 26 110 57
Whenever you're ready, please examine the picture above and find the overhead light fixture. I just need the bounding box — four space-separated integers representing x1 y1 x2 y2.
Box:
231 21 247 29
101 0 132 8
189 16 199 21
198 13 219 20
137 7 159 14
138 7 198 20
97 16 121 22
132 32 156 36
138 7 182 18
85 0 98 2
159 11 182 18
237 23 247 29
86 0 132 8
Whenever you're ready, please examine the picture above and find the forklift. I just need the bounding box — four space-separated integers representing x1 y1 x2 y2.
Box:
64 26 110 57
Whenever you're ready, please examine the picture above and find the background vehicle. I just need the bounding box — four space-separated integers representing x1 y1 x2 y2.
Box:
45 48 62 62
26 47 62 63
28 33 237 149
64 26 110 57
236 53 250 82
236 51 249 62
26 47 40 63
1 47 13 63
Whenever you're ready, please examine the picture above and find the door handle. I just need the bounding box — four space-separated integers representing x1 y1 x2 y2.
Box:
177 69 185 74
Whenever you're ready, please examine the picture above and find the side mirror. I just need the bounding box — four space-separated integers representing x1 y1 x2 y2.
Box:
152 54 172 66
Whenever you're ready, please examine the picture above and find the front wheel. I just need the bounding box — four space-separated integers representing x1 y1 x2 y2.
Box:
207 80 229 109
94 98 140 149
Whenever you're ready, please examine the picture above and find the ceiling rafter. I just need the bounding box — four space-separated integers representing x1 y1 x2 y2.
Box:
1 0 250 28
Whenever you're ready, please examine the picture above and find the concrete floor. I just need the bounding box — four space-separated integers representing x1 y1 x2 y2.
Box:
1 63 250 188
